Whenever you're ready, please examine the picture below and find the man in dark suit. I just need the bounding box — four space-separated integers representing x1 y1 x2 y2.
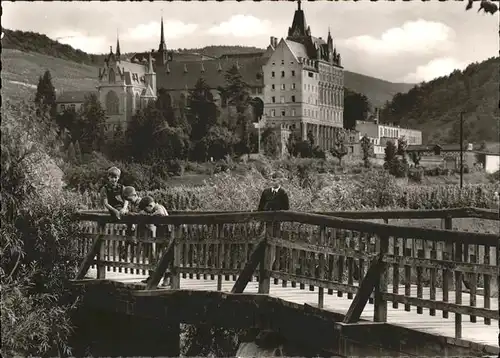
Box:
257 172 290 212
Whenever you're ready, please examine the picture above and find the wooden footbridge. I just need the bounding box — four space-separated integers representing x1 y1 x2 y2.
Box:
72 207 499 357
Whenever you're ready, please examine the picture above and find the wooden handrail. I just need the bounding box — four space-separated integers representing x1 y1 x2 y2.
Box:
74 210 498 246
78 207 499 221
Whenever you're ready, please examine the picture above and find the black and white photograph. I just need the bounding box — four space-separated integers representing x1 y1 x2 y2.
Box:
2 0 499 356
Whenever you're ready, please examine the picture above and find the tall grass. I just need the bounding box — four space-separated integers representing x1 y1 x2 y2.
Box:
80 167 499 212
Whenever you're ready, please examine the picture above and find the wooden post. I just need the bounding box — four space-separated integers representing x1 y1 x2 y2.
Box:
454 241 463 339
216 224 223 291
258 222 275 294
97 223 106 279
483 244 491 325
442 215 454 319
170 225 181 290
318 226 326 308
373 234 389 322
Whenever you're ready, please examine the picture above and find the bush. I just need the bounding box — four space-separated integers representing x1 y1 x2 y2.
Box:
408 167 424 183
1 100 84 356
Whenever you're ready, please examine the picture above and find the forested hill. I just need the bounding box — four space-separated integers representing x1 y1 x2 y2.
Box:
379 57 499 145
2 28 109 65
2 28 413 107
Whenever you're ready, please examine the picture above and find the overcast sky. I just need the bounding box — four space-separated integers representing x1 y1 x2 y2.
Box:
3 0 498 83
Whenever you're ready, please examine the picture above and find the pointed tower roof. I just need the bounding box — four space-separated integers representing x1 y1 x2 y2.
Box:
116 32 121 60
288 0 308 38
158 15 167 51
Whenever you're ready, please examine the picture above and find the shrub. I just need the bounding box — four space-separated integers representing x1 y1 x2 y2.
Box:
1 100 84 356
408 167 424 183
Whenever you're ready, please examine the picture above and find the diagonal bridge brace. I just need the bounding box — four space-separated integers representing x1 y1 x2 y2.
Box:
343 253 385 324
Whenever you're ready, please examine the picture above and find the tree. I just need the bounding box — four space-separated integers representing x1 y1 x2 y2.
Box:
67 142 76 163
219 65 252 157
187 78 218 144
103 122 126 161
77 93 107 153
385 140 409 177
1 100 80 356
153 125 191 161
397 136 408 156
410 151 422 167
74 140 82 164
34 70 57 117
466 0 498 14
360 135 373 167
200 125 239 161
126 101 165 162
156 88 185 130
344 88 370 130
261 127 280 158
330 129 349 166
307 130 315 147
287 131 302 157
384 140 397 166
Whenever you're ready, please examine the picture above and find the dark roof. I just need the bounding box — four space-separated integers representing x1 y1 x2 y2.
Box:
219 52 265 60
407 145 433 152
156 57 266 91
56 91 96 103
288 8 308 38
472 151 500 156
131 51 215 65
407 144 473 153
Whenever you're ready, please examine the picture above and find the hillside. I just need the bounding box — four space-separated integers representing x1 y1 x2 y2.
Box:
379 57 500 144
1 28 413 107
2 49 98 101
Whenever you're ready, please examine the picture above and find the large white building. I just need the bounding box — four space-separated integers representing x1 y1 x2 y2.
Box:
356 113 423 157
262 0 345 150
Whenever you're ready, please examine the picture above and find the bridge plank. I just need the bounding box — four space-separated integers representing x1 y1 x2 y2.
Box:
231 238 266 294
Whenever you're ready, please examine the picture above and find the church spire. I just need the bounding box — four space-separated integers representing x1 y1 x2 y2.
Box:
159 14 167 52
116 31 121 60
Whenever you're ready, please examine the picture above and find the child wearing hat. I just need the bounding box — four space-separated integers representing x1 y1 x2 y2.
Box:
99 166 128 220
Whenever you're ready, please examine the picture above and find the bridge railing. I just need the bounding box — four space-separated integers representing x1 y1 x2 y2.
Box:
74 208 498 340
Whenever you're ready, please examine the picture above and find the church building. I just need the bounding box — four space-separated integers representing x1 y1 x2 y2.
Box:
94 0 347 152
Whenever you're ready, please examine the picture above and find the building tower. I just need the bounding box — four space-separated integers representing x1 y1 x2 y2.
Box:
116 32 121 61
157 16 170 65
141 51 157 107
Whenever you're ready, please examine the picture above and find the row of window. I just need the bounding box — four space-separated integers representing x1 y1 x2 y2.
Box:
271 60 295 66
271 70 296 78
271 95 296 103
271 83 296 91
268 82 342 95
267 108 342 121
269 109 297 117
